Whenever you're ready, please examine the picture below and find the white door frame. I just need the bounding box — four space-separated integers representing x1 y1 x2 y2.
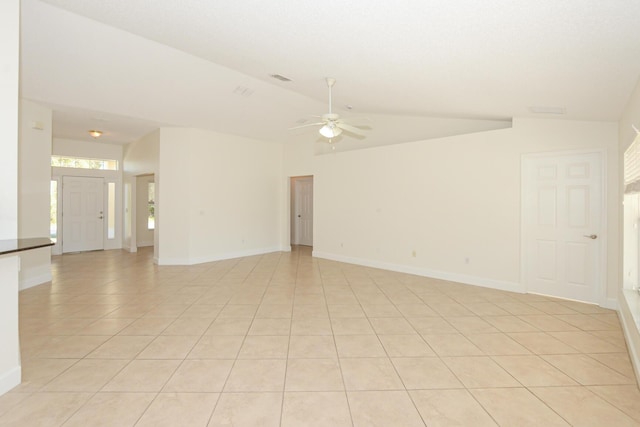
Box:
520 149 608 306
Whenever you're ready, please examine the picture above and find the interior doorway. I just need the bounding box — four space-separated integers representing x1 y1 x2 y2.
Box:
522 151 605 304
136 174 155 248
291 176 313 247
62 176 104 253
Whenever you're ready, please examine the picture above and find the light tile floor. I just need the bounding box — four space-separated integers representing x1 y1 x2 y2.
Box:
1 246 639 426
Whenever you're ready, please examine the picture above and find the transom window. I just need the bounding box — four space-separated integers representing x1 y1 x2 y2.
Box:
51 155 118 171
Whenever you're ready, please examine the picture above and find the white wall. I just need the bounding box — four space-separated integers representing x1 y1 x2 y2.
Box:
123 130 160 256
123 130 160 175
51 138 123 253
53 137 123 161
285 118 619 303
0 0 22 396
156 129 190 263
0 3 19 239
157 128 283 264
18 100 52 290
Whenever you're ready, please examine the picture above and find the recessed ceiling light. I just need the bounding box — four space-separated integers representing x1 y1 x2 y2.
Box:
88 130 103 138
270 74 292 82
529 106 566 115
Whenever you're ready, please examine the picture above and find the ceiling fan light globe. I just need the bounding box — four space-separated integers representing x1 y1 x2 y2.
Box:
319 124 342 138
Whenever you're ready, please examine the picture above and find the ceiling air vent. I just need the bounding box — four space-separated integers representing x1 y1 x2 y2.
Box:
233 86 254 96
270 74 292 82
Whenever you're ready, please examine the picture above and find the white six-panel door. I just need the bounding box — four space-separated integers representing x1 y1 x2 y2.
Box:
523 152 603 303
62 176 104 253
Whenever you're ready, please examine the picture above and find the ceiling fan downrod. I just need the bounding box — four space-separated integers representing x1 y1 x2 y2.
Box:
326 77 336 115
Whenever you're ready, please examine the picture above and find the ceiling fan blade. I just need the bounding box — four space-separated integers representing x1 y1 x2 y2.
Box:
288 122 325 130
336 122 367 135
289 78 372 144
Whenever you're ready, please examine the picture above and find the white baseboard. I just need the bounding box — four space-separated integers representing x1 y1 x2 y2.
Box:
123 244 137 253
601 297 618 310
617 289 640 384
0 366 21 396
157 246 283 266
19 270 52 291
312 251 524 294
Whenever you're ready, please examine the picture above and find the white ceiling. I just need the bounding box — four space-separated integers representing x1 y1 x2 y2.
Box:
20 0 640 146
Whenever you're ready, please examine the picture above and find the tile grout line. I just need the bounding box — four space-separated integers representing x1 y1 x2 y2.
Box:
317 256 356 427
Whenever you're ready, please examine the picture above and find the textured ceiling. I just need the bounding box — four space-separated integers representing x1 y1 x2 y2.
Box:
20 0 640 146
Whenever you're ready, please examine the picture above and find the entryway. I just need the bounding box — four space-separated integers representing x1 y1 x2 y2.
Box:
136 174 155 248
522 151 605 303
62 176 104 253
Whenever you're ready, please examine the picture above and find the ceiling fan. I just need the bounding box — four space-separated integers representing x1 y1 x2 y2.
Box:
290 78 369 140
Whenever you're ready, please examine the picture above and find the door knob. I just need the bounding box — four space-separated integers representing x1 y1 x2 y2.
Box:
583 234 597 239
297 215 301 218
98 216 104 219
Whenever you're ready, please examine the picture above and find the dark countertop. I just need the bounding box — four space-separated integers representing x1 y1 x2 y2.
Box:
0 238 55 256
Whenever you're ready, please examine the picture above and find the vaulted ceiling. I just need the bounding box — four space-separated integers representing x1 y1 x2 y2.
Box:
20 0 640 147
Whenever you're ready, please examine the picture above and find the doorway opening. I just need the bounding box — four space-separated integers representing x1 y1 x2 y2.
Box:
136 174 155 248
290 176 313 247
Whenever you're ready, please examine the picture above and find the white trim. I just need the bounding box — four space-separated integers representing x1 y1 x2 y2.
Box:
50 176 62 255
598 149 609 308
521 149 607 305
122 243 137 253
0 366 21 396
618 289 640 384
602 297 618 310
157 246 283 266
313 251 524 294
19 271 52 291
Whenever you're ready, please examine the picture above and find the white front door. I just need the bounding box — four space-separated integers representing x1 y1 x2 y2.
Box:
522 151 603 303
62 176 104 253
293 176 313 246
